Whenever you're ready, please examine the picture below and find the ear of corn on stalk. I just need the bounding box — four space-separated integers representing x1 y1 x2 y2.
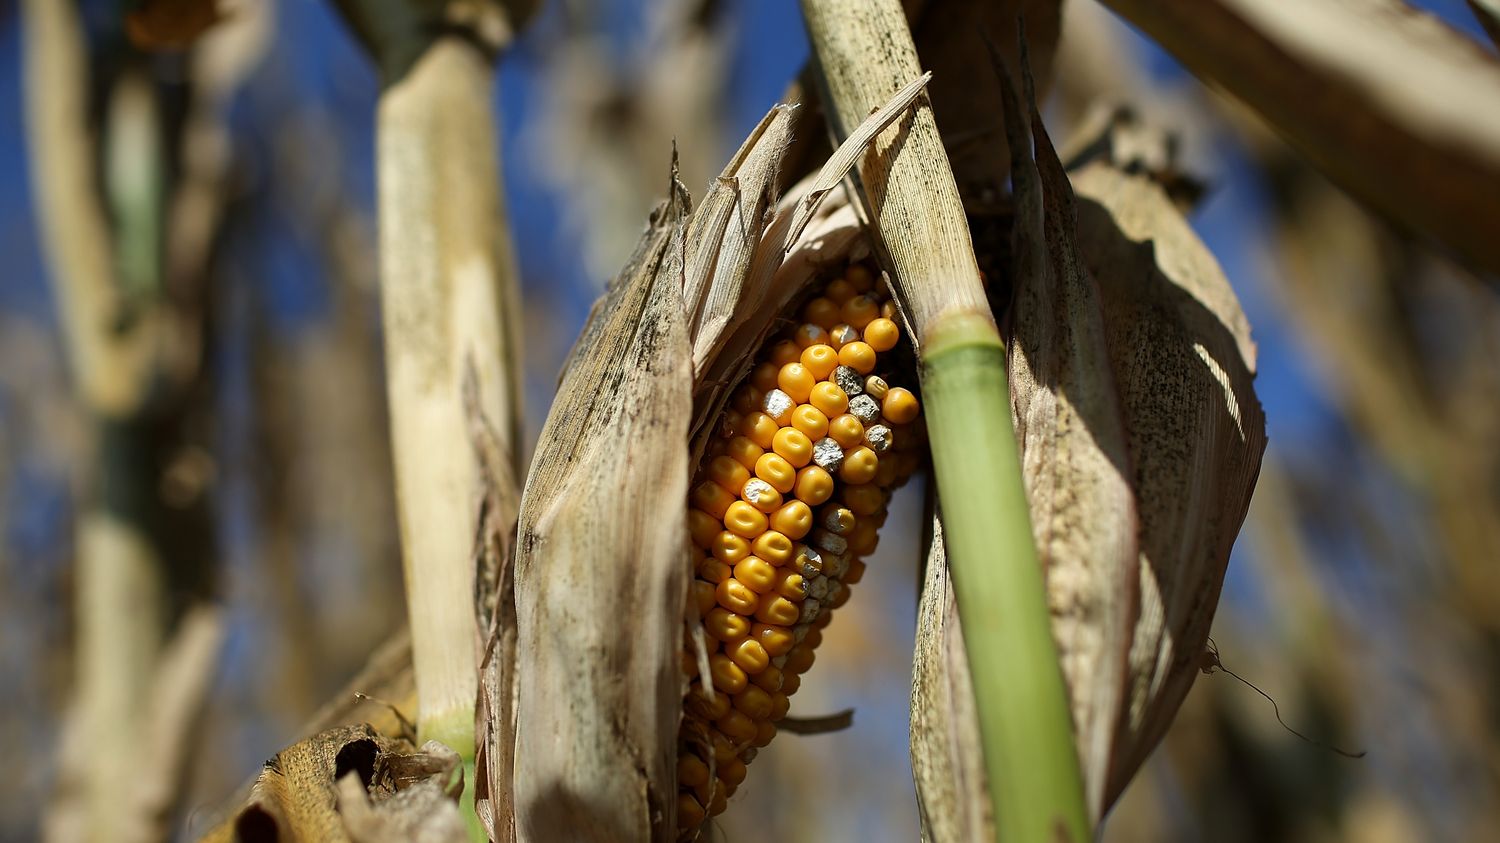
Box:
675 258 925 835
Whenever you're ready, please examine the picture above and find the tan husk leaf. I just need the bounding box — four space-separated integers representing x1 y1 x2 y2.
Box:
1071 158 1266 807
910 516 994 843
997 49 1138 822
506 78 930 842
198 726 464 843
909 55 1265 833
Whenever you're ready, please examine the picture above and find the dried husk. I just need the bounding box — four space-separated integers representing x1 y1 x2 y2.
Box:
505 78 929 842
909 57 1265 834
198 726 465 843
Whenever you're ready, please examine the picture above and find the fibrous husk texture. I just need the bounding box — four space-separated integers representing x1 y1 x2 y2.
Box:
503 79 929 843
911 48 1266 833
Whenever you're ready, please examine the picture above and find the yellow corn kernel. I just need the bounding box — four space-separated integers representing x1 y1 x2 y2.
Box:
794 465 835 506
679 754 710 789
754 452 797 494
849 521 879 555
709 653 748 695
706 455 750 493
710 531 750 564
791 404 829 440
769 339 802 367
793 322 829 348
882 387 920 425
784 645 816 674
716 578 758 615
772 568 807 601
691 580 716 615
776 362 815 403
825 277 857 303
717 710 758 745
740 478 783 514
750 361 779 393
829 323 859 348
697 557 731 584
755 595 801 626
842 484 885 516
780 673 801 695
880 299 897 319
691 481 735 520
739 411 779 450
841 294 879 329
842 558 866 585
718 757 749 788
733 556 777 594
678 792 706 828
731 386 761 415
752 623 795 657
863 317 899 352
688 683 730 719
823 506 856 535
751 531 794 566
802 296 840 329
863 374 889 400
828 413 865 448
707 783 728 816
724 501 767 538
810 381 849 417
840 446 879 485
688 510 721 548
846 264 875 292
726 435 763 470
733 685 773 720
752 720 777 747
800 344 838 380
771 427 813 468
768 692 790 720
769 500 812 539
837 340 876 374
801 627 823 650
706 607 749 641
725 637 770 674
752 665 784 692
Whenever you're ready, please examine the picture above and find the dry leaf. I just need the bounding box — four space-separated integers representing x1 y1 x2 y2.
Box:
1098 0 1500 277
996 48 1138 822
910 517 995 843
1069 161 1266 805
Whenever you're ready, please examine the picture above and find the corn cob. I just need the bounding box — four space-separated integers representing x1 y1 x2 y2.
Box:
676 260 924 834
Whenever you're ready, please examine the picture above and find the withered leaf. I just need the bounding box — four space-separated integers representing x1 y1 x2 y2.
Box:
995 46 1138 822
510 163 693 842
1070 159 1265 807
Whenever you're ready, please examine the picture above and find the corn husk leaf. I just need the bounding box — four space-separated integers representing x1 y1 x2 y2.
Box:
910 516 994 843
910 51 1265 832
198 726 463 843
997 48 1138 822
1098 0 1500 278
506 77 929 842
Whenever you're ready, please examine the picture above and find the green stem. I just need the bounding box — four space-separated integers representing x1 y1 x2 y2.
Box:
924 313 1090 843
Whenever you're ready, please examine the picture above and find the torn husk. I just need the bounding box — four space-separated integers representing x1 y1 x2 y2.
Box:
505 78 928 842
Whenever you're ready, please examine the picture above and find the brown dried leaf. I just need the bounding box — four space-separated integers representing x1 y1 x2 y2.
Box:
510 164 693 842
1099 0 1500 277
338 742 467 843
995 48 1138 821
910 517 995 843
1068 161 1266 806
